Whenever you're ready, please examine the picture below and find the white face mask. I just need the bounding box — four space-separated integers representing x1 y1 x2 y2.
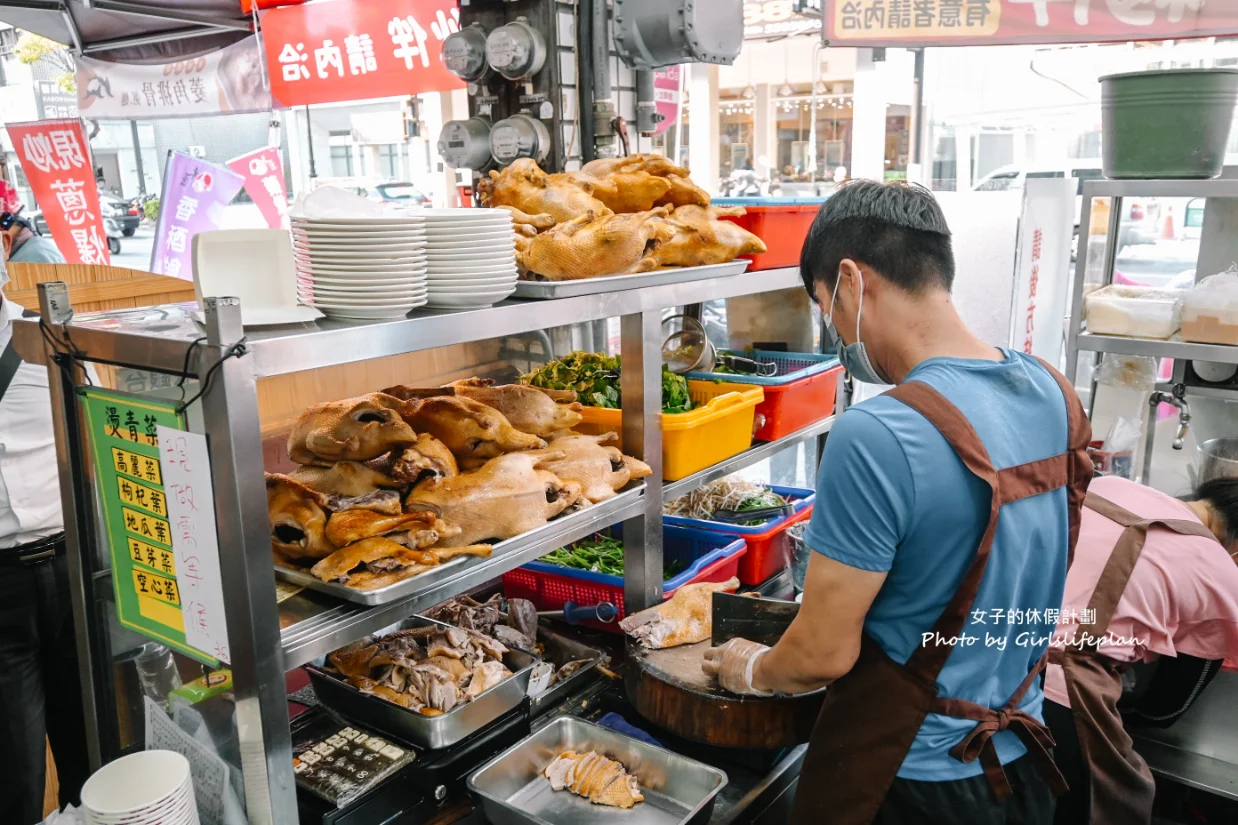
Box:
823 268 891 385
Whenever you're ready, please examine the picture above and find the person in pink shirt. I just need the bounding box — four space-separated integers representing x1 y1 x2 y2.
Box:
1042 473 1238 825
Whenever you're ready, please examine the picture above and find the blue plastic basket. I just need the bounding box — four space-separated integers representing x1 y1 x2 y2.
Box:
686 351 840 387
516 524 746 593
663 485 815 534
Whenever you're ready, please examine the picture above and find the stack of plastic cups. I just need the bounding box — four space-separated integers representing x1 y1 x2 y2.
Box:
79 750 198 825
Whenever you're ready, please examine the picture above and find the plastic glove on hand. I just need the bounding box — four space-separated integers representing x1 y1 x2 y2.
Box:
701 637 772 696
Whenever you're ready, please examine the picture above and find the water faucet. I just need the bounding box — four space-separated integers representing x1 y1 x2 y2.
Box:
1149 384 1191 451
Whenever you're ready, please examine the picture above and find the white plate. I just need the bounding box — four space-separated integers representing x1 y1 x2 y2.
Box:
302 265 427 277
293 240 427 252
424 229 514 240
426 236 515 246
299 258 427 270
426 261 518 274
296 250 427 263
298 285 428 299
303 296 427 309
315 300 426 314
418 207 511 218
292 217 424 228
81 752 191 815
300 275 425 288
292 229 426 241
426 287 517 298
424 294 512 308
426 275 518 288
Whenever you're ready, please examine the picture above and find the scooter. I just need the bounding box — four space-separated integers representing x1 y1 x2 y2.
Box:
103 217 123 255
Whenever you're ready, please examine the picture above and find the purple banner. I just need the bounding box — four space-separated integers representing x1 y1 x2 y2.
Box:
151 151 246 279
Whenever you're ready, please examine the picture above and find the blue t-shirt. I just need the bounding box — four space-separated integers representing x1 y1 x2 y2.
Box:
804 349 1070 781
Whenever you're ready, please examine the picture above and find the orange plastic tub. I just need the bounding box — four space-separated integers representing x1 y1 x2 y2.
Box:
713 198 826 271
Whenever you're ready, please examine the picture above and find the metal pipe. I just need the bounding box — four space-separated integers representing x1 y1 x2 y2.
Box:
130 120 146 196
82 25 237 54
590 0 617 158
909 48 925 168
86 0 253 31
305 106 317 178
60 8 84 53
635 68 657 136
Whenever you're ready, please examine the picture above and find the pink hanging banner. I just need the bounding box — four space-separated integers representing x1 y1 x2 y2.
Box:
653 67 682 137
227 147 289 230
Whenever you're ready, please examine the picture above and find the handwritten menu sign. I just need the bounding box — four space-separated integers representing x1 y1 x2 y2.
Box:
81 388 217 665
158 425 230 664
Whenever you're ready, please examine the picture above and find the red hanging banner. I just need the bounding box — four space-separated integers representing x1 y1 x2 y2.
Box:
6 119 110 265
227 146 289 230
261 0 465 108
826 0 1238 47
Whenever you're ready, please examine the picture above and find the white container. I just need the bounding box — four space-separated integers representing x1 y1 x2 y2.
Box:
1084 285 1184 339
1182 270 1238 345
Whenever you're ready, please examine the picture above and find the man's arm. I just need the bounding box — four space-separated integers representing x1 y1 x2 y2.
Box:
753 552 886 694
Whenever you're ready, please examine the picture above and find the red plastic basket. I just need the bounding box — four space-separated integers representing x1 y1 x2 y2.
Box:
687 355 843 442
714 202 821 271
686 505 815 586
502 528 747 633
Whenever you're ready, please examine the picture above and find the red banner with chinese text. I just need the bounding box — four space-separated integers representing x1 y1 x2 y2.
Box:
261 0 465 107
227 146 289 230
5 119 110 265
827 0 1238 47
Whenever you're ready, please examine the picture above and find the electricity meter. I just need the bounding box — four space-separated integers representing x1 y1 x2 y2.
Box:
489 114 550 165
438 118 493 169
485 19 547 81
443 24 489 82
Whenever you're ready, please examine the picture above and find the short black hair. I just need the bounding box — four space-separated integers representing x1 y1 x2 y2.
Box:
1193 476 1238 546
799 180 956 298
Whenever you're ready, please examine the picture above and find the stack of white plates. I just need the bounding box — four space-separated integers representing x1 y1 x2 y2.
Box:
292 215 428 320
80 750 198 825
422 209 518 309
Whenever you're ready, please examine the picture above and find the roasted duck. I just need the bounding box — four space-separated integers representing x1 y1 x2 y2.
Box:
387 392 547 462
523 209 676 281
482 158 611 224
495 204 555 230
544 751 644 809
311 537 493 589
589 171 672 214
266 474 336 561
581 154 690 179
445 378 584 438
532 433 652 504
655 174 711 208
288 461 403 498
377 435 459 484
656 205 767 268
288 393 419 465
620 577 740 649
406 452 582 547
326 625 512 715
324 508 458 548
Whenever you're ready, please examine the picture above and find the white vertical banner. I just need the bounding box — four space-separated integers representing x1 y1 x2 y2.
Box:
1010 177 1076 368
157 426 231 664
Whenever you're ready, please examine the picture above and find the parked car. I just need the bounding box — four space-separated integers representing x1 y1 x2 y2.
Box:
101 194 141 236
30 209 123 254
359 182 430 206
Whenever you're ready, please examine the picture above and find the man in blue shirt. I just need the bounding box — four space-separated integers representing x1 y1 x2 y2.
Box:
703 181 1090 824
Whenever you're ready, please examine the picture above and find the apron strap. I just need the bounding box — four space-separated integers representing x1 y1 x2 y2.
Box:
887 380 1000 676
1035 356 1093 569
997 453 1069 505
933 654 1069 800
1073 492 1216 649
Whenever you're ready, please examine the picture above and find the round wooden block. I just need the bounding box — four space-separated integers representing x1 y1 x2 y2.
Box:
624 640 826 749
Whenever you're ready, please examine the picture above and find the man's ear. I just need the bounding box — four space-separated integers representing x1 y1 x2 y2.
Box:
2 230 11 261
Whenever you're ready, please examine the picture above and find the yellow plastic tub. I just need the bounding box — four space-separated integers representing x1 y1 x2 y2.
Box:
575 380 764 480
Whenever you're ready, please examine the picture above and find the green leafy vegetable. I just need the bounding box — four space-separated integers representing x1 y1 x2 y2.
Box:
540 532 684 579
665 476 790 526
522 351 694 415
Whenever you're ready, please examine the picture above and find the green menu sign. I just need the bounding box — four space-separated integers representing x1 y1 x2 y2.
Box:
81 388 216 665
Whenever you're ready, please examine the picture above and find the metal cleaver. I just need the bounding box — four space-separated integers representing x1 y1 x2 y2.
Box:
711 591 800 647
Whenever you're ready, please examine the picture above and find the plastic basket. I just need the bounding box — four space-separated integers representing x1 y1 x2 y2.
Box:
501 524 747 633
688 352 843 441
712 197 826 271
664 485 815 586
574 380 764 481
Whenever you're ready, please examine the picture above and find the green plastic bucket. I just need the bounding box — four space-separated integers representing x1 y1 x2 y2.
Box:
1101 68 1238 179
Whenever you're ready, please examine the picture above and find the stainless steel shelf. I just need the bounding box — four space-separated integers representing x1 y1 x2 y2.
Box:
1082 178 1238 199
12 267 804 376
1076 333 1238 365
279 484 646 669
662 416 836 501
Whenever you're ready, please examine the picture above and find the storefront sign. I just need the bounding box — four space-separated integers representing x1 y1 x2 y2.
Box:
826 0 1238 47
745 0 824 38
261 0 465 107
80 388 217 665
76 37 274 119
5 118 110 265
157 426 230 665
35 81 79 119
227 146 289 230
653 66 682 137
151 151 246 279
1010 177 1075 365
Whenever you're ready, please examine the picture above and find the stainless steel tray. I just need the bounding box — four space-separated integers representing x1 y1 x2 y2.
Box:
468 716 727 825
272 484 643 606
526 628 604 717
306 615 538 750
513 261 750 300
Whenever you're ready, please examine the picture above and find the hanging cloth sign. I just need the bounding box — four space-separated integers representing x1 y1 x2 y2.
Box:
151 151 246 279
227 146 289 230
5 118 110 265
825 0 1238 47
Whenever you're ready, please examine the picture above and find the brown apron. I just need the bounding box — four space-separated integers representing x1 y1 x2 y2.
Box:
1047 492 1216 825
791 359 1092 825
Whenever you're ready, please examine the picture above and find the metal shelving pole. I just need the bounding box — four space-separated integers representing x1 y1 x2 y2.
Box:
14 265 832 822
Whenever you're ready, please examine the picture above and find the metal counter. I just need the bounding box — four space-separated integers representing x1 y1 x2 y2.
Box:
1133 669 1238 802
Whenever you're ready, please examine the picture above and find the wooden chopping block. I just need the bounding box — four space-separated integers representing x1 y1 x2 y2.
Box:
625 640 825 749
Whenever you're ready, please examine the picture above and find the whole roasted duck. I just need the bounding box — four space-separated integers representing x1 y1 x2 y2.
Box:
655 205 767 268
267 474 336 562
444 378 583 438
532 433 651 504
522 209 676 281
406 451 582 547
288 393 419 465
